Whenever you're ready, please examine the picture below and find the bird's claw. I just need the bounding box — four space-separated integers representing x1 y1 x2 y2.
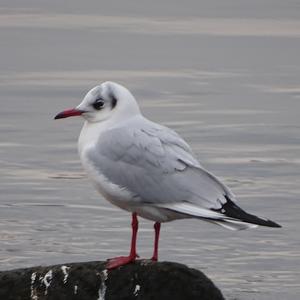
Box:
106 254 138 270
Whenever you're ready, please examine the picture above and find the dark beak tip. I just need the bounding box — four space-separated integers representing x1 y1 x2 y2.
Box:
54 113 63 120
54 108 83 120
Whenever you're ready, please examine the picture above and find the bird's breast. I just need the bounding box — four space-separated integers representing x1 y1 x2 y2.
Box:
79 132 136 211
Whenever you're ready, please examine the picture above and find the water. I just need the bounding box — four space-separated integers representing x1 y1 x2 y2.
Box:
0 1 300 299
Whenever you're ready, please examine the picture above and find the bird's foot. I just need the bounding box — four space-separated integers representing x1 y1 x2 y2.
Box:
106 254 138 270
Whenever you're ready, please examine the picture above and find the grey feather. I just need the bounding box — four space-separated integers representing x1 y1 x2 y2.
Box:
86 116 234 211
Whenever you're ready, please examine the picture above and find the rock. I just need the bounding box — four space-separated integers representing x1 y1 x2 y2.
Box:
0 260 225 300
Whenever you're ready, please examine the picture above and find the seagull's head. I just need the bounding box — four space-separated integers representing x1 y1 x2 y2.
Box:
54 81 140 123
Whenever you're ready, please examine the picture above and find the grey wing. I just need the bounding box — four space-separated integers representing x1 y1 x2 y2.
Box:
87 117 235 214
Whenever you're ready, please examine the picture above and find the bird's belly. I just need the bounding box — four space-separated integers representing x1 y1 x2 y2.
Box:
133 206 188 223
92 173 134 211
80 155 186 222
79 144 189 223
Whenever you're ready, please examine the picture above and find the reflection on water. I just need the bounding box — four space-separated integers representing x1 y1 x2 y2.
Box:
0 1 300 299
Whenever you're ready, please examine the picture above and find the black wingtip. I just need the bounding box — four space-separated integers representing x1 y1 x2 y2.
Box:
264 219 281 228
216 196 282 228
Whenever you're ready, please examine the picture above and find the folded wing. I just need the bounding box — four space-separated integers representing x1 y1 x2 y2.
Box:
87 116 280 230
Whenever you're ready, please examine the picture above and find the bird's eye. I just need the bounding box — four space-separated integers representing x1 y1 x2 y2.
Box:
93 99 105 110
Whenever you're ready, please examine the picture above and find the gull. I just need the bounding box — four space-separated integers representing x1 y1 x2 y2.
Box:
55 81 281 269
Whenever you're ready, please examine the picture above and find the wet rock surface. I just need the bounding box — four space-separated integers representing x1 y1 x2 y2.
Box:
0 260 225 300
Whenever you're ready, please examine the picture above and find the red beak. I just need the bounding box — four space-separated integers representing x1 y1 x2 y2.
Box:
54 108 84 119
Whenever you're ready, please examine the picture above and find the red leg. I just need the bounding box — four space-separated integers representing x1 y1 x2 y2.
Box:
106 213 138 269
151 222 161 261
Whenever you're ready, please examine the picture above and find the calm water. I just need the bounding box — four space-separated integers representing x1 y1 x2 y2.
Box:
1 1 300 299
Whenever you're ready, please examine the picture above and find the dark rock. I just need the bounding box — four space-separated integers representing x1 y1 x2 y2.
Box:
0 260 225 300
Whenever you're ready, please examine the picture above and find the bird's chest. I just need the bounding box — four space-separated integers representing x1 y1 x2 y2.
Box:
79 141 135 211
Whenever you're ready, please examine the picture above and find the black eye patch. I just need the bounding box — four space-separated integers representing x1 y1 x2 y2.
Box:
111 95 117 109
93 99 105 110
